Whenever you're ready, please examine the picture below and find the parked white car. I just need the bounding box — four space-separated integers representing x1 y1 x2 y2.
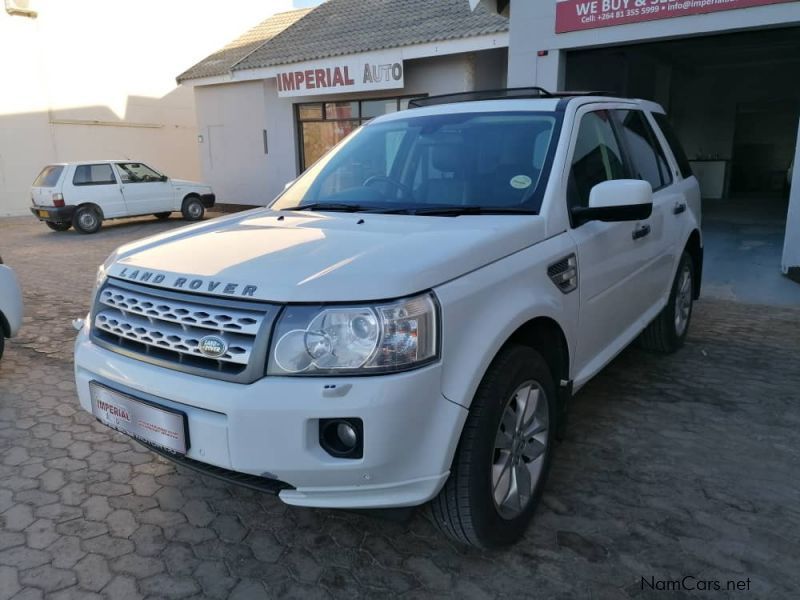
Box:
0 255 23 361
30 161 215 234
74 91 702 548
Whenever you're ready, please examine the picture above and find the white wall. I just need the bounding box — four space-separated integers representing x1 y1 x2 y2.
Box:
193 51 508 206
507 0 800 88
0 0 291 216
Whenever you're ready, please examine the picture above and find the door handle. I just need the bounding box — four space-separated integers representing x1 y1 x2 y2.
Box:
673 202 687 215
632 224 651 240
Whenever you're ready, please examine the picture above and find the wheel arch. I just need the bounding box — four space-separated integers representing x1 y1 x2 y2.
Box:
182 192 201 207
76 202 105 220
504 317 570 392
684 229 703 300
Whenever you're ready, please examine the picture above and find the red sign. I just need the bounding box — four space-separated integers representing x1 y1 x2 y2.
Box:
556 0 797 33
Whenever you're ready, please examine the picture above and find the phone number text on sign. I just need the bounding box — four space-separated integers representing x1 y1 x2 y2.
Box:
555 0 796 33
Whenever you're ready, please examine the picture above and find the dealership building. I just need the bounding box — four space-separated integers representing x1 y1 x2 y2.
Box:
177 0 509 206
180 0 800 285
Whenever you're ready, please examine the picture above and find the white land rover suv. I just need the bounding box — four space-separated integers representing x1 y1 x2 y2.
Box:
74 90 702 548
30 161 215 234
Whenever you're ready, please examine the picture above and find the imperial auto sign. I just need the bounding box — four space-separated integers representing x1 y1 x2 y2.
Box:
555 0 797 33
276 51 405 98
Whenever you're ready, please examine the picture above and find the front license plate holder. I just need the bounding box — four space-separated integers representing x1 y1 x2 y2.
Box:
89 381 189 454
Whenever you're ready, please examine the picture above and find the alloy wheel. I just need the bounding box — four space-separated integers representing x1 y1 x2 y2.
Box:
491 380 549 519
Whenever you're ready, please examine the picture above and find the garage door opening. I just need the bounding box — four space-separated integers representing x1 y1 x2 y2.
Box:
565 27 800 306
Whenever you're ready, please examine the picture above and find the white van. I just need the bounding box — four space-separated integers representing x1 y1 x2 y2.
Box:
30 161 215 234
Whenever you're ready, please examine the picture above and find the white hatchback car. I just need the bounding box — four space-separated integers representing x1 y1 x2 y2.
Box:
30 161 216 234
0 255 23 361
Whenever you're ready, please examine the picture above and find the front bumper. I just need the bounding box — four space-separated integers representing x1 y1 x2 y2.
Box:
200 193 216 208
74 326 466 508
30 205 76 223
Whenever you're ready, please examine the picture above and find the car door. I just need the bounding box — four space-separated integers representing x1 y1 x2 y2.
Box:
566 106 656 379
115 162 173 215
612 108 679 310
70 163 126 218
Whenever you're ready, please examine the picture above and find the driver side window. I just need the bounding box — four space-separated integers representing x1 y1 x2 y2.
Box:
568 110 627 210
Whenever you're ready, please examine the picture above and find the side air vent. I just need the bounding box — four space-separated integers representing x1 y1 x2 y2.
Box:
548 254 578 294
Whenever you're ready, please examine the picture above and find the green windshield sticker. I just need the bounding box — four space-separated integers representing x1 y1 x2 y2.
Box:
510 175 532 190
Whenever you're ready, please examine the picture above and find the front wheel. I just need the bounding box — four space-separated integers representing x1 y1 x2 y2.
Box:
72 206 102 234
431 345 556 548
639 251 694 353
45 221 71 232
181 197 205 221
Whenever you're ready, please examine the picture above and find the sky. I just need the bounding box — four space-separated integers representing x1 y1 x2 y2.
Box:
293 0 325 7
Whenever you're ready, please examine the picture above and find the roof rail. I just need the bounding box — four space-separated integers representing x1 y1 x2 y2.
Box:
408 88 612 108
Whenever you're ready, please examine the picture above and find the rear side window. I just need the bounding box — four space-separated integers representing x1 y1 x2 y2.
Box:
73 164 116 186
568 110 627 209
614 110 673 191
33 165 64 188
652 113 693 179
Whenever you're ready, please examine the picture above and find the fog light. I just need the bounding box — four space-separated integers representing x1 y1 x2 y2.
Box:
319 418 363 459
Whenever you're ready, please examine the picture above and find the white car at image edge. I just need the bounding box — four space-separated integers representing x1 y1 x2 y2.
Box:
30 161 215 234
0 255 23 361
73 90 703 548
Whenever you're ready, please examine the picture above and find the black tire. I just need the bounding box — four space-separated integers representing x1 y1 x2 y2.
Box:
153 212 171 220
181 197 205 221
0 334 4 361
431 345 557 548
639 251 694 353
72 206 102 234
45 221 71 232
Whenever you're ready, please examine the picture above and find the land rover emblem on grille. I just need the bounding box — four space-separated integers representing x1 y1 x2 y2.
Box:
198 336 228 358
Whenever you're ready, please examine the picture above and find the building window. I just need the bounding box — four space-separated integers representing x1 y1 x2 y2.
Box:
296 95 423 170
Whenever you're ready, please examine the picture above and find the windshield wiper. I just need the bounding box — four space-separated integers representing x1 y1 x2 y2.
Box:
281 203 371 213
408 206 536 217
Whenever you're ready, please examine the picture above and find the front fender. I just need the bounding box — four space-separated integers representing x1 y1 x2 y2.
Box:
434 233 579 409
0 265 24 337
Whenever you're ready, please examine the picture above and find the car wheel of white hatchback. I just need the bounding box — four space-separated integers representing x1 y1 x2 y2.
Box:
182 197 205 221
431 344 557 548
72 206 102 234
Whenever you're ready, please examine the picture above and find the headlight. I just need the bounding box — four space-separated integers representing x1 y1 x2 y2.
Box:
268 292 439 376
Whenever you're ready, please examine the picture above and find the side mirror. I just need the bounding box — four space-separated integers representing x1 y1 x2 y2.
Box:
571 179 653 226
160 175 169 182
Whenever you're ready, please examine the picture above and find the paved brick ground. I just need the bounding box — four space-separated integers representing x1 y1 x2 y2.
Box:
1 215 799 599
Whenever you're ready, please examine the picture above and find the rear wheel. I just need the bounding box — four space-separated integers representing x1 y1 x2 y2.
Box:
639 251 694 353
153 212 171 220
181 197 204 221
72 206 102 234
45 221 71 232
431 345 556 548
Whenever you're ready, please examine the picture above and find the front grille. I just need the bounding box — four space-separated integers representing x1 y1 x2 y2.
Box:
91 279 279 383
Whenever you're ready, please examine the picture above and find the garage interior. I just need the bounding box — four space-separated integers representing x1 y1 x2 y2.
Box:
565 27 800 306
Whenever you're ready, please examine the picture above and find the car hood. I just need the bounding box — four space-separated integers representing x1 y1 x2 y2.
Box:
105 209 547 302
170 178 210 189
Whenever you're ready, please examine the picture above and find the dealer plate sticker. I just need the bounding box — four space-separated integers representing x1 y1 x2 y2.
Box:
90 382 187 454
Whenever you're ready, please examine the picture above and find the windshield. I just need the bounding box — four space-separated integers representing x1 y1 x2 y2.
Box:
116 162 164 183
272 111 559 214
